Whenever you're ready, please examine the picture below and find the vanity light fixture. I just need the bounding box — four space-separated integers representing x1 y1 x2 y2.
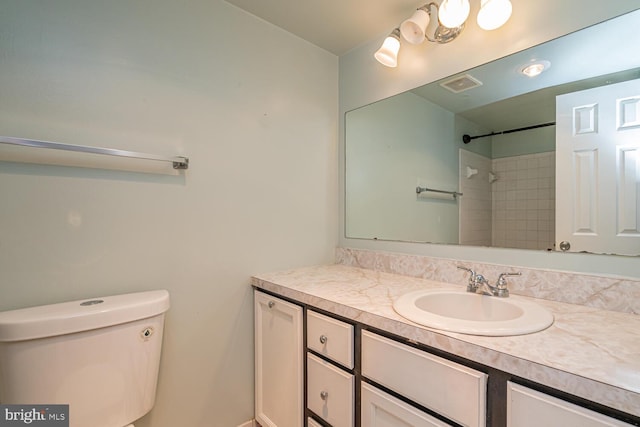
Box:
375 0 513 67
374 28 402 67
520 60 551 78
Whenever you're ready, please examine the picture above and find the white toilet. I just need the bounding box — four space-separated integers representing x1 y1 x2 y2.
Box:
0 290 170 427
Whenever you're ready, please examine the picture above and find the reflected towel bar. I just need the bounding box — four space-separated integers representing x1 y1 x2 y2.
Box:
0 136 189 170
416 186 462 198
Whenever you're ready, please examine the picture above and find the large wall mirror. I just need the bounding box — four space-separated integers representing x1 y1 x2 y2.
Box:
345 9 640 256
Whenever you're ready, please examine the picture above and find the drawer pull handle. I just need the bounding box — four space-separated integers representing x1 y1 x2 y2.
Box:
268 301 275 309
319 335 328 344
320 391 329 401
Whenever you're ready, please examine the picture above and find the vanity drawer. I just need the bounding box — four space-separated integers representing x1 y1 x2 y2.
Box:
507 382 634 427
307 310 354 369
362 382 453 427
307 353 354 427
361 330 487 427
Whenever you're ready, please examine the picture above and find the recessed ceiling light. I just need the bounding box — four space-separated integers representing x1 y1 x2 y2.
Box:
520 60 551 78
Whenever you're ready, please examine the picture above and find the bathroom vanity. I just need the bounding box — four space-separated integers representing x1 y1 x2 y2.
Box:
253 264 640 427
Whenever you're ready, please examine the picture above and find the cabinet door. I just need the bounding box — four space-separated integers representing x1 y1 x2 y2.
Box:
254 291 303 427
507 382 634 427
362 382 453 427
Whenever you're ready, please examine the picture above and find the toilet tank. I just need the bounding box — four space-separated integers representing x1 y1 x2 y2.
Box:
0 290 170 427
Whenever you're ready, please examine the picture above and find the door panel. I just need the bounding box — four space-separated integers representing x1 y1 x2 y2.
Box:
556 78 640 255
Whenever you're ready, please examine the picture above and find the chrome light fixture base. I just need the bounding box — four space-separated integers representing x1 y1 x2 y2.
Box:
428 23 465 44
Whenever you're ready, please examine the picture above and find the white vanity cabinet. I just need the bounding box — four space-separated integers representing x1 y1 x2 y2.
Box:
254 291 304 427
307 310 354 369
362 330 487 427
361 382 453 427
507 382 634 427
307 353 355 427
306 310 355 427
253 286 639 427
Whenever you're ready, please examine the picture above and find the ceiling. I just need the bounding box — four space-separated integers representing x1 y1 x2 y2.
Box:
408 10 640 132
226 2 640 132
225 0 421 55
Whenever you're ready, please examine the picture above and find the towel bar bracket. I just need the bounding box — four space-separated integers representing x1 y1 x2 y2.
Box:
172 158 189 169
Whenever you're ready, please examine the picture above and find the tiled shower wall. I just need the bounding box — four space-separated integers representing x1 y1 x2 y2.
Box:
491 152 556 250
458 149 492 246
458 150 556 250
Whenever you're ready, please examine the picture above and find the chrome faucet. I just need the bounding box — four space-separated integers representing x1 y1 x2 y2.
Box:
457 266 521 298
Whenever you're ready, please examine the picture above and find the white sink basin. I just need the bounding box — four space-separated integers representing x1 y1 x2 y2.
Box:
393 290 554 336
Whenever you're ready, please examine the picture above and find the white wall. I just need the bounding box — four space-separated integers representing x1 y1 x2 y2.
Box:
339 2 640 277
0 1 337 426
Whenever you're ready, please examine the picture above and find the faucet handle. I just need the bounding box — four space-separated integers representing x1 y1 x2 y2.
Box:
457 266 477 291
457 266 475 277
496 272 521 289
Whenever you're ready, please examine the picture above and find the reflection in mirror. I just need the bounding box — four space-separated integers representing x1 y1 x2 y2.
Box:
345 9 640 256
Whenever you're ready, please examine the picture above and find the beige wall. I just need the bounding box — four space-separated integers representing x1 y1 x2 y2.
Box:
339 3 640 277
0 1 338 426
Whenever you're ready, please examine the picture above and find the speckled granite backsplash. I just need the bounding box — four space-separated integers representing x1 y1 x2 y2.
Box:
336 247 640 315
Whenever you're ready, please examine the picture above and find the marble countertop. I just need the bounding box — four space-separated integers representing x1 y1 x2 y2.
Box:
251 264 640 417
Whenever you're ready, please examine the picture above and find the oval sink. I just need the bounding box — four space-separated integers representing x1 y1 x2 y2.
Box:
393 290 553 336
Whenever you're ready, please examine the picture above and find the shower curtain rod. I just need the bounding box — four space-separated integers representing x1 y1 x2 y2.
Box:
0 136 189 169
462 121 556 144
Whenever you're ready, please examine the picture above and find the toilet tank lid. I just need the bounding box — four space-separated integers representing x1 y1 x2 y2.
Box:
0 290 170 342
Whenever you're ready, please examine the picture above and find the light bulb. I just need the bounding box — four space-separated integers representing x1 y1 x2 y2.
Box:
477 0 512 30
438 0 470 29
374 30 401 67
400 8 430 45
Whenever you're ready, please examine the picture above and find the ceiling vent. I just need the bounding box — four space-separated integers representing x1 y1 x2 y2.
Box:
440 74 483 93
